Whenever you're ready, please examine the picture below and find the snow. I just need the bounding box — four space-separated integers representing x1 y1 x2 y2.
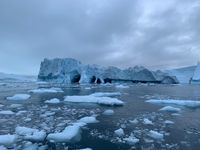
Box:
0 134 17 146
124 135 139 145
143 118 153 125
148 130 164 140
146 99 200 108
103 109 114 115
64 95 124 106
45 98 60 104
7 94 30 100
0 110 15 115
159 106 181 113
90 92 121 97
78 116 98 124
29 88 63 93
114 128 124 137
15 127 46 142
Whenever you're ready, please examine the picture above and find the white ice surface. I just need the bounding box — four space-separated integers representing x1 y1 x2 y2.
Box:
0 110 15 115
114 128 124 137
148 130 164 140
103 109 114 115
45 98 60 104
7 94 30 100
64 95 124 106
159 106 181 113
146 99 200 108
29 88 63 93
0 134 17 146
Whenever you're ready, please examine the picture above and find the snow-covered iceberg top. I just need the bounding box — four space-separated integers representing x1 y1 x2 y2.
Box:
146 99 200 108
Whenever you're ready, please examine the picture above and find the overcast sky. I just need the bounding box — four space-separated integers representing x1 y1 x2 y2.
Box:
0 0 200 75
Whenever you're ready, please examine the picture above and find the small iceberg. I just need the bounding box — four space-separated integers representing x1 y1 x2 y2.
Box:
159 106 181 113
148 130 164 140
0 134 17 146
123 135 139 145
29 88 63 93
7 94 30 100
146 99 200 108
143 118 153 125
45 98 60 104
103 109 114 115
114 128 124 137
64 95 124 106
0 110 15 115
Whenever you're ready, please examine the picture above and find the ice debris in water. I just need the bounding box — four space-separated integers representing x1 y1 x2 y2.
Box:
114 128 125 137
0 134 17 146
103 109 114 115
115 85 130 89
7 94 30 100
143 118 153 125
123 134 139 145
15 126 46 142
148 130 164 140
159 106 181 113
90 92 121 97
146 99 200 108
64 95 124 106
47 116 98 143
45 98 60 104
29 87 63 93
0 110 15 115
164 120 174 124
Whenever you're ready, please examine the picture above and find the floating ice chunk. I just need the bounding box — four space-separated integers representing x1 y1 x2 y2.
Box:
23 142 38 150
146 99 200 108
116 85 129 89
0 134 17 146
7 94 30 100
129 119 139 124
124 135 139 145
114 128 124 137
64 95 124 106
0 110 15 115
15 127 46 142
10 104 23 108
164 120 174 124
159 106 181 113
29 88 63 93
79 148 92 150
148 130 164 140
103 109 114 115
90 92 121 97
16 110 27 116
45 98 60 104
0 104 4 108
78 116 98 124
143 118 153 125
84 87 91 90
47 124 82 143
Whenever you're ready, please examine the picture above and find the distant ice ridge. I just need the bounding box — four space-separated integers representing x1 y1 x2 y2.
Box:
38 58 178 84
146 99 200 108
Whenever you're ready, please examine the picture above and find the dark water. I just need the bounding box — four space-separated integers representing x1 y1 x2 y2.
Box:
0 82 200 150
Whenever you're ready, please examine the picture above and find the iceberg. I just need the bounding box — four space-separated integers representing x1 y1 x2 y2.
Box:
7 94 30 101
192 62 200 83
45 98 60 104
38 58 178 84
64 95 124 106
148 130 164 140
114 128 124 137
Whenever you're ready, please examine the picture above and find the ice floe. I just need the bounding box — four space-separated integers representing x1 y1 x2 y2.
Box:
0 134 17 146
0 110 15 115
103 109 114 115
164 120 174 124
115 85 129 89
146 99 200 108
7 94 30 100
78 116 98 124
29 87 63 93
143 118 153 125
64 95 124 106
114 128 124 137
90 92 121 97
15 126 46 142
159 106 181 113
148 130 164 140
124 135 139 145
45 98 60 104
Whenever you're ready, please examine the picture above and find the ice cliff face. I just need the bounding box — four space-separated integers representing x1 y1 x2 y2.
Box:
38 58 178 84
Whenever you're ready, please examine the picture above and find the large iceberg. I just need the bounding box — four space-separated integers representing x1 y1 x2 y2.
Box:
38 58 178 84
191 62 200 83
